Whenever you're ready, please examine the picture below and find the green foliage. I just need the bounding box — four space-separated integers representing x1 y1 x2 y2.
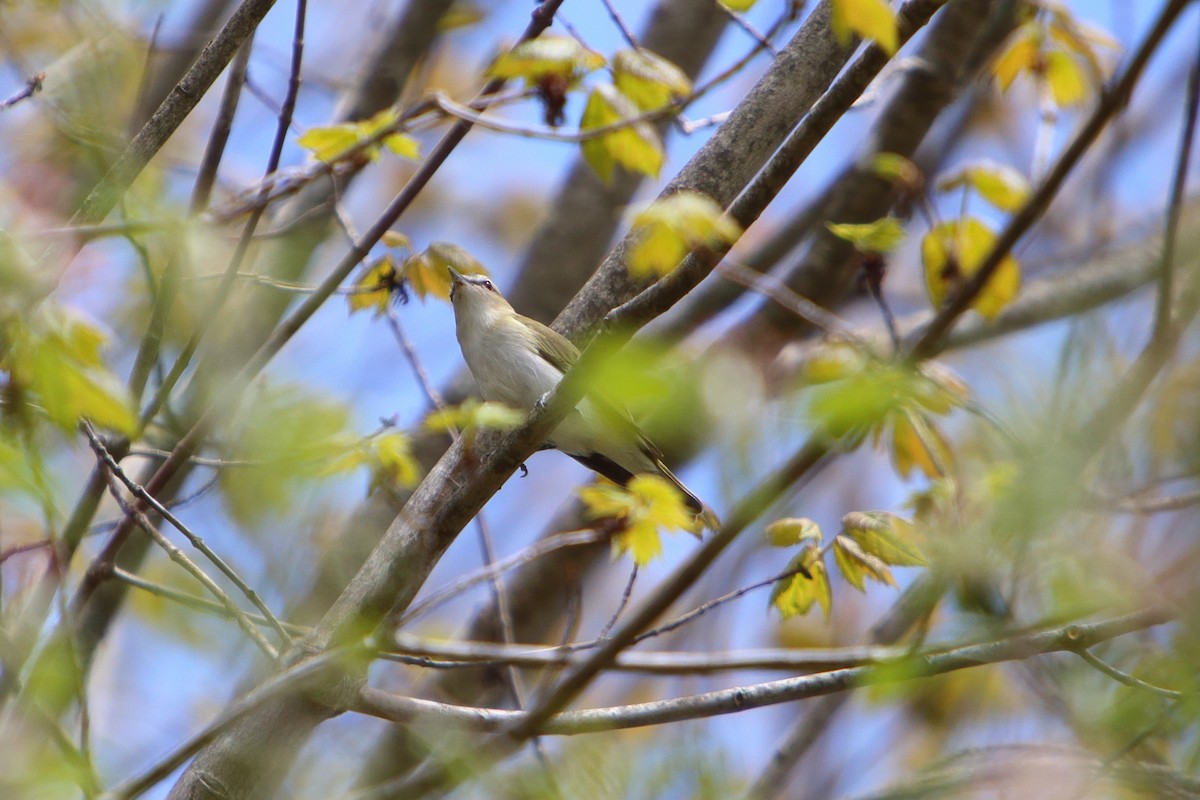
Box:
488 34 605 84
611 48 692 111
870 152 922 189
425 398 525 450
297 107 420 164
217 384 359 525
580 474 695 565
765 517 822 547
826 217 906 254
771 551 832 619
938 161 1031 213
580 83 664 183
921 217 1021 320
628 191 741 278
830 0 899 55
3 303 137 436
834 534 896 591
769 509 925 618
991 5 1118 108
407 242 489 302
842 511 927 566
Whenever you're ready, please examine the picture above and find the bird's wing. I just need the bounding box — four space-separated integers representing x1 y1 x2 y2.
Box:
520 313 580 373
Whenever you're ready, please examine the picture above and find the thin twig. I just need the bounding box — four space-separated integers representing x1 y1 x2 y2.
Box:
597 564 638 640
351 609 1175 740
191 37 255 213
0 71 44 111
909 0 1192 358
716 259 859 339
385 635 899 674
111 567 308 636
1073 647 1183 699
92 454 279 660
386 308 448 411
394 528 610 627
81 423 291 647
599 0 638 49
720 7 780 56
1153 35 1200 341
139 0 307 431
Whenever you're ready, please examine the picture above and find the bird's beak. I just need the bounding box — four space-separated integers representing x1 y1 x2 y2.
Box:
447 267 465 285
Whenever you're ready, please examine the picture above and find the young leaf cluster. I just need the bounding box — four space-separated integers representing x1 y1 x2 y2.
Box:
627 191 742 279
799 344 968 480
348 239 489 315
579 474 696 566
768 511 926 620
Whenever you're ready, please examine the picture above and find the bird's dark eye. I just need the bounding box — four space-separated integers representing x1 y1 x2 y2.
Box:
482 280 495 292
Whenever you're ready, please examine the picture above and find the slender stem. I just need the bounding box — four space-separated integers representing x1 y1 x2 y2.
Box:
1153 32 1200 341
909 0 1192 358
81 424 291 646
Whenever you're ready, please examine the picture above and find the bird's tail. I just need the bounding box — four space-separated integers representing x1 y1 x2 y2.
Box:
654 459 720 534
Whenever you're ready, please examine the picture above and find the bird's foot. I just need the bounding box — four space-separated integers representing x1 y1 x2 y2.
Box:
534 391 553 413
518 462 529 477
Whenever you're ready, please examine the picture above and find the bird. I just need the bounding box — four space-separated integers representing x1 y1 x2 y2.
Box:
446 267 717 530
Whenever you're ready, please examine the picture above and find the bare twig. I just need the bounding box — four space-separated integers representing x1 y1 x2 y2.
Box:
0 71 45 111
92 451 278 660
1073 647 1183 699
1153 35 1199 341
394 528 610 627
352 609 1174 739
81 424 290 647
190 37 254 213
909 0 1192 358
599 0 638 49
598 564 638 640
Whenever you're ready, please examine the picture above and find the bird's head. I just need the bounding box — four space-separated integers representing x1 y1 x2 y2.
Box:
447 267 510 317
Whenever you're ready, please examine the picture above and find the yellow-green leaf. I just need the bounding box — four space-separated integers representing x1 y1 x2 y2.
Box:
842 511 926 567
798 340 870 385
472 401 526 430
5 305 137 436
992 27 1040 92
488 34 605 83
404 242 488 302
834 535 896 591
371 431 422 491
580 474 693 566
1044 49 1089 107
298 107 420 164
297 125 361 163
612 48 692 111
765 517 823 548
218 384 355 524
425 399 525 444
348 256 399 315
770 551 831 619
921 217 1020 320
1047 8 1119 84
719 0 757 10
888 409 951 479
381 230 412 250
871 152 922 188
580 83 664 183
831 0 899 55
826 217 906 254
384 132 421 159
628 191 741 278
937 161 1030 213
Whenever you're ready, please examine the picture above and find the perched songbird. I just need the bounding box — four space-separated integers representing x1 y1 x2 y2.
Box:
447 267 716 529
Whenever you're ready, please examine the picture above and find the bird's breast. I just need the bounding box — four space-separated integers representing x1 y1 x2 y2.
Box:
458 317 562 410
